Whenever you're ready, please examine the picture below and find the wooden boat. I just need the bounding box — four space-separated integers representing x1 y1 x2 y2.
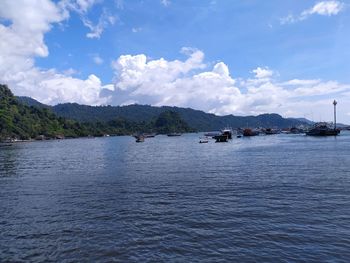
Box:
213 134 228 142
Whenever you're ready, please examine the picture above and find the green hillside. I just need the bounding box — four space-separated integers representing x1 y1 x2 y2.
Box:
43 101 306 130
1 85 194 141
17 95 309 131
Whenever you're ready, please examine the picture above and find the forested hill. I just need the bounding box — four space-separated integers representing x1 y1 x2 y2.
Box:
1 85 194 141
0 85 87 140
17 96 308 130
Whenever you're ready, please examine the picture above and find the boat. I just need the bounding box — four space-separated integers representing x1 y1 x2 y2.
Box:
204 131 221 137
143 133 156 138
243 128 259 136
135 135 145 142
306 122 340 136
221 128 233 139
167 133 181 137
213 134 228 142
263 128 279 135
306 100 341 136
199 137 209 143
289 127 304 134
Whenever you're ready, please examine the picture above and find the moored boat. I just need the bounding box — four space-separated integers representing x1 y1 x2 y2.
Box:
263 128 279 135
243 128 259 137
306 122 340 136
221 128 233 139
143 133 156 138
167 133 181 137
213 134 228 142
135 135 145 142
199 137 209 143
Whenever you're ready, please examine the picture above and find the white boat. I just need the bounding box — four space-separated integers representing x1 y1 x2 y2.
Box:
199 137 209 143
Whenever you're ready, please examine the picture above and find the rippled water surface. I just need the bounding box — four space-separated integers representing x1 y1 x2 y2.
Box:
1 132 350 262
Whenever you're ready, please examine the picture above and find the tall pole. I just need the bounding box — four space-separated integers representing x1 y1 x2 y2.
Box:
333 100 337 130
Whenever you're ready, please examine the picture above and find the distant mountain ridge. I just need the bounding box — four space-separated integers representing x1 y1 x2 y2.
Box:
16 96 311 130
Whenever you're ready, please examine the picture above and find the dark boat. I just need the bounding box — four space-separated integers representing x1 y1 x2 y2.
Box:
289 127 304 134
167 133 181 137
221 128 233 139
306 122 340 136
213 134 228 142
135 135 145 142
143 133 156 138
243 128 259 137
263 128 279 135
306 100 341 136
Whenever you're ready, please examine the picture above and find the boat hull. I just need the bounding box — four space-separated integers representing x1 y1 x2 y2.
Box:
306 129 340 136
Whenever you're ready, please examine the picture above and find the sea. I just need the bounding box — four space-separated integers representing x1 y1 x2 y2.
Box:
1 132 350 262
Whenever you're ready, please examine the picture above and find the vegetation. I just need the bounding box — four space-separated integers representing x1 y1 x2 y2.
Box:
18 96 309 130
1 85 194 141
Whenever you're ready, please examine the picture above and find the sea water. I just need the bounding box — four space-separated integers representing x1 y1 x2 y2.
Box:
1 132 350 262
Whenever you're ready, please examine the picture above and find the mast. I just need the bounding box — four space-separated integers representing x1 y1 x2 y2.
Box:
333 100 337 130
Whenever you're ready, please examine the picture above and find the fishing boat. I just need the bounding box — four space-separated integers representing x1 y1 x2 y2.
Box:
213 134 228 142
306 122 340 136
306 100 340 136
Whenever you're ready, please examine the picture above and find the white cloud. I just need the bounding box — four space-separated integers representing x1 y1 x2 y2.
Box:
0 0 107 105
106 49 350 122
161 0 171 7
281 1 344 24
92 54 104 65
282 79 321 86
61 0 116 39
132 27 142 33
82 11 117 39
60 0 99 14
252 67 273 79
304 1 344 16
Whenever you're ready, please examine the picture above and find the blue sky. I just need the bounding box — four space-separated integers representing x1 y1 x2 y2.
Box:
1 0 350 122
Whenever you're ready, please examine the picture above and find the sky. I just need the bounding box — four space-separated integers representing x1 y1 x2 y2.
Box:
1 0 350 123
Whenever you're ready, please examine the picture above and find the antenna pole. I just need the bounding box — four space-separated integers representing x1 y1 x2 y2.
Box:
333 100 337 130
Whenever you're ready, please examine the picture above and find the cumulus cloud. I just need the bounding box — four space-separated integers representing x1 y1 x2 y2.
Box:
252 67 273 79
105 50 350 122
0 0 108 105
280 1 344 24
